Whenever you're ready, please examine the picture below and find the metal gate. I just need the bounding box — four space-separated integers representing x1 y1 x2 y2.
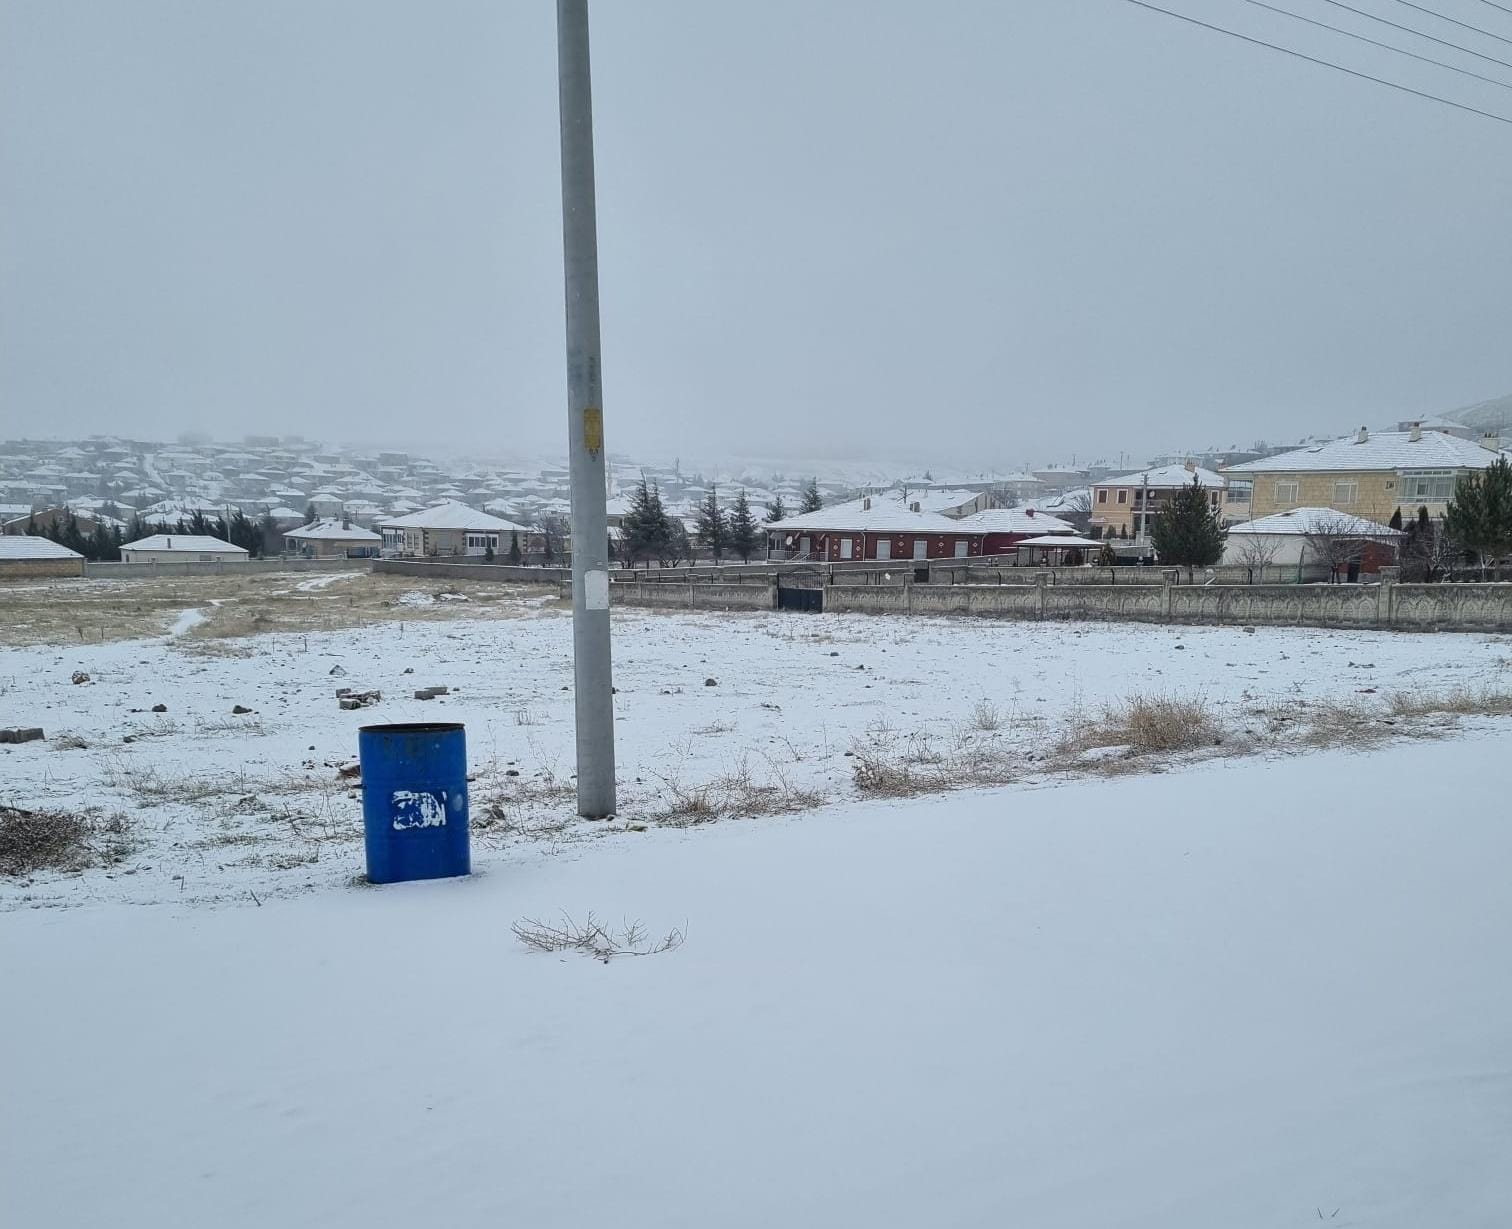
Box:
777 586 823 613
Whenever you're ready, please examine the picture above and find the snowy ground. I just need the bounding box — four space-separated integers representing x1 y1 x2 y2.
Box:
3 586 1511 908
5 734 1511 1227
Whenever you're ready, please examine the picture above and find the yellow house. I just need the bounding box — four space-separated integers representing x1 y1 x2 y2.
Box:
1222 426 1507 523
1090 461 1226 542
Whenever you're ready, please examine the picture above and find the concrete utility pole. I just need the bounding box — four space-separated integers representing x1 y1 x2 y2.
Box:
556 0 616 817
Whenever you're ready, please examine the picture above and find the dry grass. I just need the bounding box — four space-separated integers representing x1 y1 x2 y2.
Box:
1386 686 1512 719
0 805 135 876
0 571 565 648
1056 694 1222 758
512 911 685 961
651 753 825 826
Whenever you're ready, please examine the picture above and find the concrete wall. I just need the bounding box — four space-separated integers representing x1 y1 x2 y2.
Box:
373 559 568 584
605 581 776 612
0 557 87 579
85 556 368 579
820 570 1512 632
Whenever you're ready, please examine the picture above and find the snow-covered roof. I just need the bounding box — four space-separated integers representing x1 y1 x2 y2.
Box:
1016 535 1104 548
284 519 382 542
265 506 303 519
1094 464 1226 489
955 508 1077 535
378 500 528 532
766 496 968 535
0 535 83 560
122 534 248 555
1227 508 1403 537
883 487 981 514
1223 430 1507 474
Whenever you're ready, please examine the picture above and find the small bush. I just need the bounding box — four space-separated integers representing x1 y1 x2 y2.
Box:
512 912 684 962
1058 693 1220 757
968 698 1004 732
0 805 134 876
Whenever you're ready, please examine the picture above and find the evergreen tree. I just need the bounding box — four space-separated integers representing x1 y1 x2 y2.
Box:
24 512 39 536
1150 476 1226 580
1388 507 1403 531
88 520 115 562
508 529 522 564
799 478 823 514
126 513 147 544
304 502 317 525
727 489 760 562
621 475 673 566
187 510 213 537
259 511 280 556
1445 457 1512 577
765 493 788 523
694 485 727 561
661 518 692 568
60 512 88 557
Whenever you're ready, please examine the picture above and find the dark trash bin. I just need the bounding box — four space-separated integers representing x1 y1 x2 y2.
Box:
358 722 470 884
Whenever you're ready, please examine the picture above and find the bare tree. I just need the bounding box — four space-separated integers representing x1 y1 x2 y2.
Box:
1303 514 1374 582
1057 490 1092 533
1229 532 1281 583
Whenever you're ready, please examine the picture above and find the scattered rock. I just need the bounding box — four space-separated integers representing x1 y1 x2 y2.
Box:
329 665 347 677
151 703 168 713
231 705 253 715
829 651 839 657
413 686 449 700
402 667 415 674
704 677 718 687
337 761 362 779
505 769 520 777
1242 626 1256 634
1174 645 1185 651
627 823 647 833
70 671 90 685
1 728 45 744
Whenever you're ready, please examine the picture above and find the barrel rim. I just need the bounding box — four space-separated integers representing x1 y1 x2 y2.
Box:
358 722 466 736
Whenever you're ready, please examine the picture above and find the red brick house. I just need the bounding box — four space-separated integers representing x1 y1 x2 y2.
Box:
952 507 1078 556
765 497 981 562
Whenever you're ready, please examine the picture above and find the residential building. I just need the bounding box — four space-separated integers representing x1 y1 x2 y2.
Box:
283 520 382 558
0 534 86 578
1222 425 1508 522
765 496 982 562
1090 462 1226 541
952 507 1078 555
1222 507 1402 576
120 534 249 563
378 501 531 558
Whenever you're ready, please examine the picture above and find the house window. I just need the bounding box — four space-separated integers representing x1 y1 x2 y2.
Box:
1097 489 1108 504
954 540 969 558
840 538 853 560
1116 489 1128 505
1333 481 1358 505
912 538 928 560
875 539 891 560
1227 481 1252 504
1399 471 1458 502
1274 480 1300 504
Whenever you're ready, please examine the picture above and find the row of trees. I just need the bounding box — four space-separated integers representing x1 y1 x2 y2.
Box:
616 477 819 566
23 508 270 561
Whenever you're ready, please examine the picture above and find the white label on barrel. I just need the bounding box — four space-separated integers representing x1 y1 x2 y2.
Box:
391 789 447 830
584 569 610 611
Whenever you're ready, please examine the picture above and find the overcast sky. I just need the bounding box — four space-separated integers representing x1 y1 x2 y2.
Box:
3 0 1511 469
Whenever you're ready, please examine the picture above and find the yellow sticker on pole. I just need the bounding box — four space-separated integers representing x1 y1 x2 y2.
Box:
582 406 603 456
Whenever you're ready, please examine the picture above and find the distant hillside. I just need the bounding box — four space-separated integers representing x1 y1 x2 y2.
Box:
1447 393 1512 434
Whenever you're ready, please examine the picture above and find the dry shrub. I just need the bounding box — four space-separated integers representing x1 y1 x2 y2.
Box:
0 805 134 876
512 911 684 962
652 754 824 825
1058 694 1220 757
1386 687 1512 719
851 727 1018 797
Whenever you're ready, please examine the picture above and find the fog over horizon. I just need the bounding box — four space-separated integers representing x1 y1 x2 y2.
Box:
3 0 1511 469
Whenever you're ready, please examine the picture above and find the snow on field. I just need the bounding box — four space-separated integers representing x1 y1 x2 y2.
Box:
4 734 1510 1228
292 570 360 593
3 594 1511 907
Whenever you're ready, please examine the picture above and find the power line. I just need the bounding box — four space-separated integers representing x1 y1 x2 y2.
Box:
1124 0 1512 124
1386 0 1512 48
1473 0 1512 17
1235 0 1512 90
1313 0 1512 74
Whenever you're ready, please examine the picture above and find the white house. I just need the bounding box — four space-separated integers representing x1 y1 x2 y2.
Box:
1223 507 1402 572
120 534 249 564
378 500 532 558
0 534 86 578
283 520 383 558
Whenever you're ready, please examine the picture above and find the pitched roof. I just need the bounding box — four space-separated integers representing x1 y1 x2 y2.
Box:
284 519 382 542
1227 507 1403 537
1223 430 1506 474
122 534 248 555
1094 464 1226 489
378 500 528 532
0 534 83 560
766 496 970 535
954 508 1077 535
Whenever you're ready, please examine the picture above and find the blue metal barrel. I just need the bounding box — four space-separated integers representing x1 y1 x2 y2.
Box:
358 722 470 884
